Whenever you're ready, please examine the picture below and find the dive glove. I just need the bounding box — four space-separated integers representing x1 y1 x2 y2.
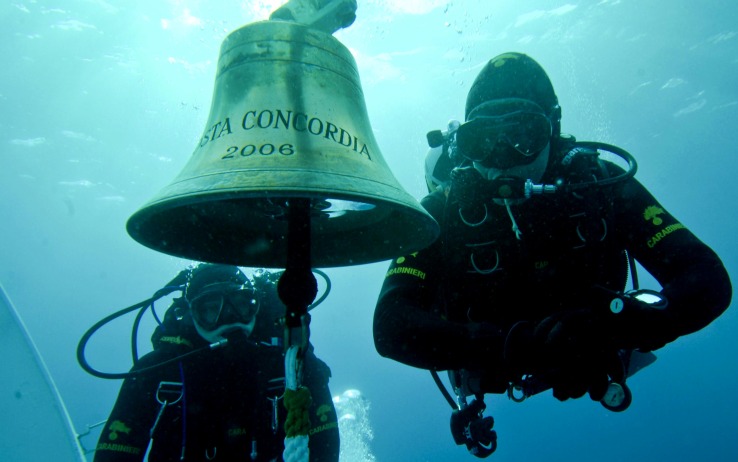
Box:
603 289 674 352
504 310 621 401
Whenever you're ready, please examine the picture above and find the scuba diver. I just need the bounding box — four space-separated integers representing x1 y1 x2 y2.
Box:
373 52 732 457
88 263 339 461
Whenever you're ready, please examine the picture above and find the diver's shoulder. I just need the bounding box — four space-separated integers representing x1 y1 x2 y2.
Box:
421 188 447 221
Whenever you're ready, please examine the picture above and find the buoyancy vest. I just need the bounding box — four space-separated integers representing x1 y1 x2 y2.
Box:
430 135 630 329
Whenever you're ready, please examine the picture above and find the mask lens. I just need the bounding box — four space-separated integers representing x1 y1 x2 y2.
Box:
226 288 259 321
190 292 224 330
190 281 260 332
456 111 551 167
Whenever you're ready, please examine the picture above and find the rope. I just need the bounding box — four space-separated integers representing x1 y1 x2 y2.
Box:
283 434 309 462
284 387 312 437
282 345 311 462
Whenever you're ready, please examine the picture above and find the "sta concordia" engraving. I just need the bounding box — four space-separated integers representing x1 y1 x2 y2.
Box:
198 109 372 161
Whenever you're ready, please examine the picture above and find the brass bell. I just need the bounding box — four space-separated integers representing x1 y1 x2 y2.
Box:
127 20 439 268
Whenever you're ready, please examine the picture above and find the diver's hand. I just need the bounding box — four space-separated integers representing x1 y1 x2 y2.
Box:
605 290 674 352
505 310 619 401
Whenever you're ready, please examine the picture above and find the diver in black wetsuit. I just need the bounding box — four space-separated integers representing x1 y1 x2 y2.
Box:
373 52 731 455
93 264 339 462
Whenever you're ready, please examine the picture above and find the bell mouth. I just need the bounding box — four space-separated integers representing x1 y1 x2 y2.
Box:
127 192 436 268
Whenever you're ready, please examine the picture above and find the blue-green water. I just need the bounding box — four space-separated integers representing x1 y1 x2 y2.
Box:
1 1 736 460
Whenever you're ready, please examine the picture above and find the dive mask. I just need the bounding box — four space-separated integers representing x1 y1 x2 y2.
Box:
189 282 259 331
456 98 552 169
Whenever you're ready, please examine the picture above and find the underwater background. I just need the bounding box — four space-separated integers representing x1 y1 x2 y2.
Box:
2 1 737 460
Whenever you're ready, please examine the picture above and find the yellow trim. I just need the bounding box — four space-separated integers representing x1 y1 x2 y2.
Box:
96 443 143 455
385 266 427 280
647 223 686 248
159 335 194 348
309 421 338 436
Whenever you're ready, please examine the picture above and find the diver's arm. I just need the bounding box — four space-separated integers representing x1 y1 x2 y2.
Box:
92 355 163 461
373 255 505 371
303 352 340 462
615 176 732 347
373 190 507 371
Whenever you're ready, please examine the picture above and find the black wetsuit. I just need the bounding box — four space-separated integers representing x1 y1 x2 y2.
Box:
374 142 731 393
94 308 339 462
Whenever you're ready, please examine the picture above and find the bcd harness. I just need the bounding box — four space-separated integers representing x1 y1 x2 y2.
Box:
145 341 287 461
